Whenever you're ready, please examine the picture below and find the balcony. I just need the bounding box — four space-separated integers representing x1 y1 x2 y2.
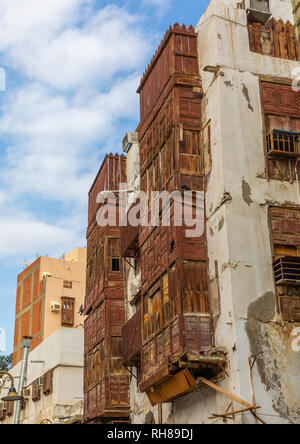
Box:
267 130 300 159
274 256 300 285
122 309 141 367
140 314 227 395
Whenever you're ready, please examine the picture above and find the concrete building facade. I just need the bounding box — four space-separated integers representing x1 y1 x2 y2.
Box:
1 329 84 424
13 248 86 366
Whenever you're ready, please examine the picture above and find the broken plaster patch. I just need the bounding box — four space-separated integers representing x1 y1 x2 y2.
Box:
218 216 225 232
224 80 233 89
242 84 254 112
242 179 253 206
245 292 300 423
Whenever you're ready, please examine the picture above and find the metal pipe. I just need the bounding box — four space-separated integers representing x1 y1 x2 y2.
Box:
14 338 32 424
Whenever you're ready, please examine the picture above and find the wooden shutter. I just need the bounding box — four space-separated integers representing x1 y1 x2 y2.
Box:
61 297 75 327
43 369 53 395
32 380 41 402
280 296 300 322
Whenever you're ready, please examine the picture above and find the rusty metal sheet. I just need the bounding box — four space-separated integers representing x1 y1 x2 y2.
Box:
146 369 195 406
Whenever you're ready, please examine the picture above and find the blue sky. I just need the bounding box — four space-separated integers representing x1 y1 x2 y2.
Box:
0 0 210 355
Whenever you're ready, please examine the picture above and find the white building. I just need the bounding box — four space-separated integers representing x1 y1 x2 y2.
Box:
1 329 84 424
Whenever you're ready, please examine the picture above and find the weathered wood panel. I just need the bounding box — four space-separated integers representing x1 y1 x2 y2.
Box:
88 154 126 229
122 308 141 366
140 313 212 393
138 24 200 130
269 206 300 247
248 19 299 60
261 81 300 181
84 154 129 423
262 82 300 118
84 377 130 422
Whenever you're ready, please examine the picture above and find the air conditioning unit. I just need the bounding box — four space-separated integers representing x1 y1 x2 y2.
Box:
42 272 52 279
36 377 44 388
243 0 272 23
123 132 138 153
22 389 31 400
50 302 61 313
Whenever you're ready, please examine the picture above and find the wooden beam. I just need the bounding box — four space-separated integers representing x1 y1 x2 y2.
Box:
198 378 267 424
208 406 261 420
197 377 253 409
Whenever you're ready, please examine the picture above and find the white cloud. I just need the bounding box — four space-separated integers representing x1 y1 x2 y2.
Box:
0 75 140 204
0 214 79 259
0 2 148 90
0 0 152 260
142 0 173 13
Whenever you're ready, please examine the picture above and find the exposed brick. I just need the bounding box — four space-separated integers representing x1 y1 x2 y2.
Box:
31 335 41 351
12 351 18 367
15 287 21 315
17 258 40 283
21 310 30 339
22 275 32 310
14 318 19 347
33 269 39 301
32 301 42 336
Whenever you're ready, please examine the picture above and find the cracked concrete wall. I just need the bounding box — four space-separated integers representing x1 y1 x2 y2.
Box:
175 0 300 424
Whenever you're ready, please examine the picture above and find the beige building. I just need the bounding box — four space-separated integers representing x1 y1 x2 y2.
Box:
121 0 300 425
13 248 86 365
1 247 86 424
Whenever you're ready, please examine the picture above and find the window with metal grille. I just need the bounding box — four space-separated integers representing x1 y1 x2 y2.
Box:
269 207 300 323
61 297 75 327
273 256 300 285
267 129 300 158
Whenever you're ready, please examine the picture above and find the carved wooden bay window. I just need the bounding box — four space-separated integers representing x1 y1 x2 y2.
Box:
261 81 300 181
248 18 299 61
270 206 300 322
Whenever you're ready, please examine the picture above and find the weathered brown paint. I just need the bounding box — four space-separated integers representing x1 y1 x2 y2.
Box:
248 19 299 61
84 155 130 423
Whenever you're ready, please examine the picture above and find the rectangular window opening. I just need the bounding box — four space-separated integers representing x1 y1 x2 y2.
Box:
112 258 120 272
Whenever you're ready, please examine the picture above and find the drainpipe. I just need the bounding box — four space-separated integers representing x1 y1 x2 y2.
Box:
14 338 32 425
